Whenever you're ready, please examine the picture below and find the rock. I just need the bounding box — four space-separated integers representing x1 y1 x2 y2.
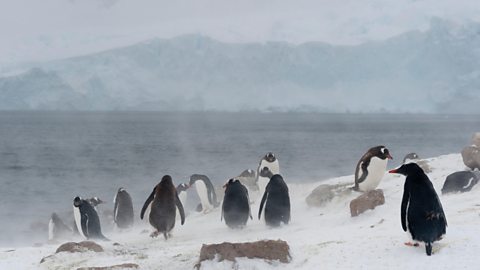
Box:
55 241 104 253
196 240 290 268
472 132 480 147
350 189 385 217
306 183 352 207
461 145 480 170
76 263 139 270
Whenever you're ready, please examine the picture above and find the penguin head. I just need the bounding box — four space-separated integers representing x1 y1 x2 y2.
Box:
176 183 190 192
402 152 419 163
73 196 82 207
160 175 174 188
388 163 423 176
260 167 273 178
87 197 105 207
265 152 276 162
371 146 393 160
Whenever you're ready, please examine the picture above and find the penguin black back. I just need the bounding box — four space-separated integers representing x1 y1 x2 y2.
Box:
141 175 185 239
222 179 252 229
258 174 290 227
441 171 479 194
114 188 134 229
73 196 108 240
389 163 447 256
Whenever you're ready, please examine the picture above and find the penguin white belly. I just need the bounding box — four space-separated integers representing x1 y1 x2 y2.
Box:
259 160 280 175
195 180 212 211
257 176 269 197
73 206 86 238
178 191 187 208
358 157 387 191
48 218 54 241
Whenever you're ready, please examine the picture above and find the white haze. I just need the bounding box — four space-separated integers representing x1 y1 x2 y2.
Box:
2 0 480 64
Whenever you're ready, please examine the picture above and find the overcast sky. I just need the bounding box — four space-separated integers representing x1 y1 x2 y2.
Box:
2 0 480 65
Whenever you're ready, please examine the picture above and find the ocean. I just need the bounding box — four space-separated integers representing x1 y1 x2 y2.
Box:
0 112 478 247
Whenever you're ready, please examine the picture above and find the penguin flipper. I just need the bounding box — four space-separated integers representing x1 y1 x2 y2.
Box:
140 187 156 220
401 182 410 232
175 192 186 225
258 187 268 220
355 160 369 185
82 213 89 238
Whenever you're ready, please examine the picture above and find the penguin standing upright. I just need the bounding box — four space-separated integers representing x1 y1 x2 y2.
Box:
48 213 72 241
258 174 290 227
73 196 108 240
222 179 252 229
141 175 185 239
389 163 447 256
189 174 219 213
256 152 279 197
176 183 190 209
354 146 393 191
113 188 134 229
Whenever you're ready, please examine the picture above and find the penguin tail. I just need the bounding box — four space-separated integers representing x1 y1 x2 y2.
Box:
425 242 432 256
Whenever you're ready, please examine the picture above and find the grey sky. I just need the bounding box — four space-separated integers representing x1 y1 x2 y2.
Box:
2 0 480 64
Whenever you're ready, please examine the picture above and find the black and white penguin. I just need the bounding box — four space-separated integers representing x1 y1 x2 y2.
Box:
189 174 219 213
389 163 447 256
354 145 393 191
73 196 108 240
140 175 185 239
256 152 280 197
222 179 252 229
403 153 419 164
258 174 290 227
48 212 72 241
441 171 479 194
85 197 105 208
113 188 134 229
176 183 190 209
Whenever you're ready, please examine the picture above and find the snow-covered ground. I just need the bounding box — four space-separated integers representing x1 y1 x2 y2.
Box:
1 153 478 269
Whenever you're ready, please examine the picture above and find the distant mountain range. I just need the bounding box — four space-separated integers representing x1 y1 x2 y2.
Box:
1 19 479 113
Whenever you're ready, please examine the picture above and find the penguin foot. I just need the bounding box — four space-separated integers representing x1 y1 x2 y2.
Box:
404 242 419 247
150 231 160 238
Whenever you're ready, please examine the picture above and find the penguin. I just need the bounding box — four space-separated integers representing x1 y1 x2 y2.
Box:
236 169 258 191
48 213 72 241
389 163 447 256
258 174 290 227
113 188 134 229
403 153 419 164
140 175 185 239
86 197 105 208
354 145 393 192
222 179 252 229
402 152 432 173
73 196 108 240
441 171 479 194
176 183 190 209
256 152 280 197
189 174 219 213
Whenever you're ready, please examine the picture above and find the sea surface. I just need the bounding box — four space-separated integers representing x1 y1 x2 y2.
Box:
0 112 479 247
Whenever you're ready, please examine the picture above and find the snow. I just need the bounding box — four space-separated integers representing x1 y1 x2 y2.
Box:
1 153 479 269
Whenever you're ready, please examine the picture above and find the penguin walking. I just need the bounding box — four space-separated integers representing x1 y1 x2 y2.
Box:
389 163 447 256
258 174 290 227
222 179 252 229
441 171 479 194
354 145 393 191
113 188 134 229
48 213 72 241
256 152 280 198
189 174 219 213
141 175 185 239
73 196 109 240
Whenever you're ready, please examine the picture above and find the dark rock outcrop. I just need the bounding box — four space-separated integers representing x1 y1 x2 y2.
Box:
76 263 139 270
55 241 104 253
350 189 385 217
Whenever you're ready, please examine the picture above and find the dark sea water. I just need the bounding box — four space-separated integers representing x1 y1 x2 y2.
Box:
0 112 479 247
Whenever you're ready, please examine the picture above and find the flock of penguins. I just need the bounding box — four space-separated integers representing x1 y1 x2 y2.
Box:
48 146 480 257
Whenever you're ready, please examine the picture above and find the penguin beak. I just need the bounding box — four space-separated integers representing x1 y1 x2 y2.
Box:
387 154 393 160
388 169 398 173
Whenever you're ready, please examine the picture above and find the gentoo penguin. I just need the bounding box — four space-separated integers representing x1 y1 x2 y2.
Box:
389 163 447 256
441 171 479 194
113 188 134 229
222 179 252 229
236 169 258 191
256 152 280 197
403 153 419 163
86 197 105 208
189 174 219 213
176 183 190 209
354 146 393 191
48 213 72 241
258 174 290 227
73 196 108 240
141 175 185 239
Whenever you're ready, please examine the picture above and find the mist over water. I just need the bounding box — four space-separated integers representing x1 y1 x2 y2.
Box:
0 111 478 247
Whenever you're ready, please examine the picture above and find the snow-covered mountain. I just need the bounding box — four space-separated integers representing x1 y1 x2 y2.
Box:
1 19 480 113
